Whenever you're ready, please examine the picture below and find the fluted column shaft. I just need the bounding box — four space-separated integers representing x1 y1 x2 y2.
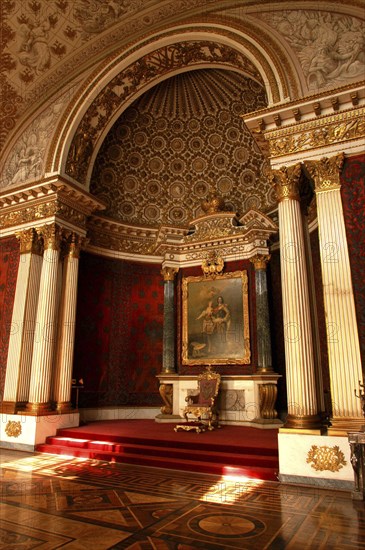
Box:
250 255 273 373
2 230 42 412
305 154 363 432
26 224 62 414
161 267 178 374
272 164 321 430
53 234 82 411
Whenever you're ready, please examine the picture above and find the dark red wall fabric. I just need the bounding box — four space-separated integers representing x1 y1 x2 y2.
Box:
0 237 19 401
73 253 164 407
340 153 365 370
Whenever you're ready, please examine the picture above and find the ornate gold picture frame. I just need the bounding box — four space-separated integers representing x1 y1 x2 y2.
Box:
182 270 250 365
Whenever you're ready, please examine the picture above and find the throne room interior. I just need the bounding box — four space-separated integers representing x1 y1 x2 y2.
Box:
0 1 364 548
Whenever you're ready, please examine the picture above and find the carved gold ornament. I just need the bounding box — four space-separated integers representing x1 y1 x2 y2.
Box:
270 164 301 202
5 420 22 438
161 267 178 282
306 445 347 472
267 109 365 158
201 252 224 277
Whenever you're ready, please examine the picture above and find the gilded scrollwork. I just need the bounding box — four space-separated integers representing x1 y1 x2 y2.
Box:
306 445 347 472
159 383 173 415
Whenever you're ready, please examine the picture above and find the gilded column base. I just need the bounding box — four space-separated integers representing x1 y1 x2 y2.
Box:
328 417 365 436
281 413 324 433
54 401 74 413
0 401 18 414
25 401 53 415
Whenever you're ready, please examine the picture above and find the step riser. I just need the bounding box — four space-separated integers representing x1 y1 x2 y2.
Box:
39 442 278 468
46 435 278 457
36 445 278 481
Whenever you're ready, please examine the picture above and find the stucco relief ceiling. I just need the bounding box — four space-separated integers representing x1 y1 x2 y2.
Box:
90 68 273 228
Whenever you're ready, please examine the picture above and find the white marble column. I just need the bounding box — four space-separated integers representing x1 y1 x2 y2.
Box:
1 229 42 413
305 153 363 434
271 164 321 430
53 233 82 412
26 224 63 414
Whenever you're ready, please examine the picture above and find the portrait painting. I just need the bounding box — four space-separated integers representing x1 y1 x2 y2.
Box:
182 270 251 365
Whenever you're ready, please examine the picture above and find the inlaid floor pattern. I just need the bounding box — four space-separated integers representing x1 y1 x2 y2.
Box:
0 449 364 549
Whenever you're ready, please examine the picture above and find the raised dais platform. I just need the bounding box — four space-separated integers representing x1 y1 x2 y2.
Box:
36 419 279 481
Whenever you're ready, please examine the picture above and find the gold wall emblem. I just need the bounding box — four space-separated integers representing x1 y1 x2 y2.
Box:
5 420 22 438
306 445 347 472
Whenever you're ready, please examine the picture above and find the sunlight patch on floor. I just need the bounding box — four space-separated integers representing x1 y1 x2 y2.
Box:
201 470 264 505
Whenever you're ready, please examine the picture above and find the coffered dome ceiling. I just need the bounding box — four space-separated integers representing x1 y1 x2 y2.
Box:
90 68 274 228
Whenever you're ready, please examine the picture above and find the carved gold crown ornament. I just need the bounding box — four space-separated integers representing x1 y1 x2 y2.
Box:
201 251 224 277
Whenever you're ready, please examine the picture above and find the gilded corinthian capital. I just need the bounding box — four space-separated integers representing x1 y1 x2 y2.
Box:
161 266 178 281
36 223 63 251
304 153 345 193
15 228 42 255
269 163 301 203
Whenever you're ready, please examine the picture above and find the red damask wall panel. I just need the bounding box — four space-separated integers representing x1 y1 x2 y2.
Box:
340 153 365 370
0 237 20 401
73 253 164 407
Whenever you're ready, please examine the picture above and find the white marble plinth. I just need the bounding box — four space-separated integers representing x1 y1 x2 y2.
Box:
278 432 354 489
0 412 80 451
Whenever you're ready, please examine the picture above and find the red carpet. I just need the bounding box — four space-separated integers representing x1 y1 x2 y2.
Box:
36 419 279 481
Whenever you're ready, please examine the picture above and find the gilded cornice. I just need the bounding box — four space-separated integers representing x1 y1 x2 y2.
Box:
267 107 365 158
87 215 158 255
243 83 365 159
0 178 104 232
85 208 277 260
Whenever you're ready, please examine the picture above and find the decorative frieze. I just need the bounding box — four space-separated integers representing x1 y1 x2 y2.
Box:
267 108 365 158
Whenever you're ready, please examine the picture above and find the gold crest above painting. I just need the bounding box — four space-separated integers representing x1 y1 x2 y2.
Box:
182 271 250 366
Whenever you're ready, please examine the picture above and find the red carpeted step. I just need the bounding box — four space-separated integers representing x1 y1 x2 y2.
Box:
41 438 278 469
35 420 279 482
35 444 278 481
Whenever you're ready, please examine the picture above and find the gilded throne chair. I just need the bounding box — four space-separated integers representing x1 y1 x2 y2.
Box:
175 366 221 433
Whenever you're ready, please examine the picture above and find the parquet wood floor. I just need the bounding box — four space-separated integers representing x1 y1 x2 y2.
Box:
0 449 364 549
